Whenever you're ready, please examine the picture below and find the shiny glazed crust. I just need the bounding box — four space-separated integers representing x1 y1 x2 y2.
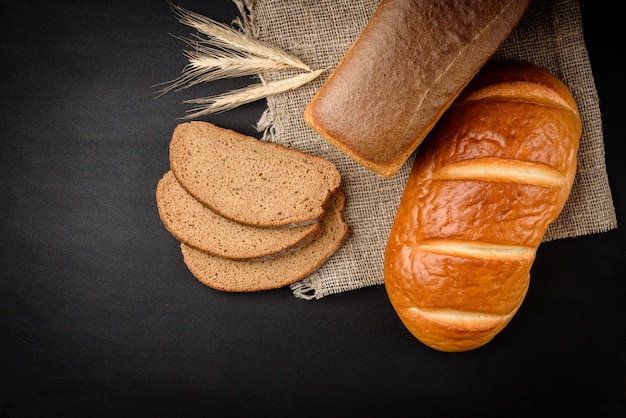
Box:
384 61 582 352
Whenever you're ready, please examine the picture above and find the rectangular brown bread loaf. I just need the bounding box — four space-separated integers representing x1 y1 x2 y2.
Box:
304 0 530 178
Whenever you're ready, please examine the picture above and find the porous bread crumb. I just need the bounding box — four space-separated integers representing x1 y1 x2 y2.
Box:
180 190 349 292
156 170 322 260
169 121 341 228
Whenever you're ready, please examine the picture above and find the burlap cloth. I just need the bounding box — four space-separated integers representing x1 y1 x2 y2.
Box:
238 0 617 299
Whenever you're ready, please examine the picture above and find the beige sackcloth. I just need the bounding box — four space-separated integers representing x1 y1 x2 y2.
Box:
235 0 617 299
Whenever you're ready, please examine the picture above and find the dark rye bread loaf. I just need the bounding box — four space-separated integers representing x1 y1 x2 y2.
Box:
181 190 349 292
156 170 322 260
304 0 530 178
169 121 342 228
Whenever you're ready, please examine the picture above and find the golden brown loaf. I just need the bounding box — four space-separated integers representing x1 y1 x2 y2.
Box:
156 170 322 260
304 0 530 178
384 61 581 352
169 121 342 228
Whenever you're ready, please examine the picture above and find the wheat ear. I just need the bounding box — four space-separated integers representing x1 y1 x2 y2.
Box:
183 70 325 118
168 2 310 71
155 36 297 96
160 2 324 114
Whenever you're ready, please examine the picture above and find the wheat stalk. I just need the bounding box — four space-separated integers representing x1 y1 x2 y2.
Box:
168 2 310 71
155 37 296 96
183 70 325 118
159 2 324 114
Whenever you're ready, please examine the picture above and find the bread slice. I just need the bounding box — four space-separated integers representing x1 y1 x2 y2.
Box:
156 170 322 260
180 190 349 292
169 121 342 228
303 0 530 178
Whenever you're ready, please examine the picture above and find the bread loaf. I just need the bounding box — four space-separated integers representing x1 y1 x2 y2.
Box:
181 190 349 292
384 61 581 352
304 0 529 178
169 121 341 228
156 170 322 260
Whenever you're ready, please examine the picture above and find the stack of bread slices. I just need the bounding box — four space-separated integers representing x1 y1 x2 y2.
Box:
156 121 349 292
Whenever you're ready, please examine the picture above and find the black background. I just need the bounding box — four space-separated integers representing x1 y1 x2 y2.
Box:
1 1 624 417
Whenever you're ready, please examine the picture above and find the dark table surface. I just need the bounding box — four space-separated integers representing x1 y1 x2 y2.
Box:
1 1 624 417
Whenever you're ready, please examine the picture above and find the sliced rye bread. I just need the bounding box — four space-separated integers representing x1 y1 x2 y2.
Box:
180 190 349 292
156 170 322 260
169 121 342 228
